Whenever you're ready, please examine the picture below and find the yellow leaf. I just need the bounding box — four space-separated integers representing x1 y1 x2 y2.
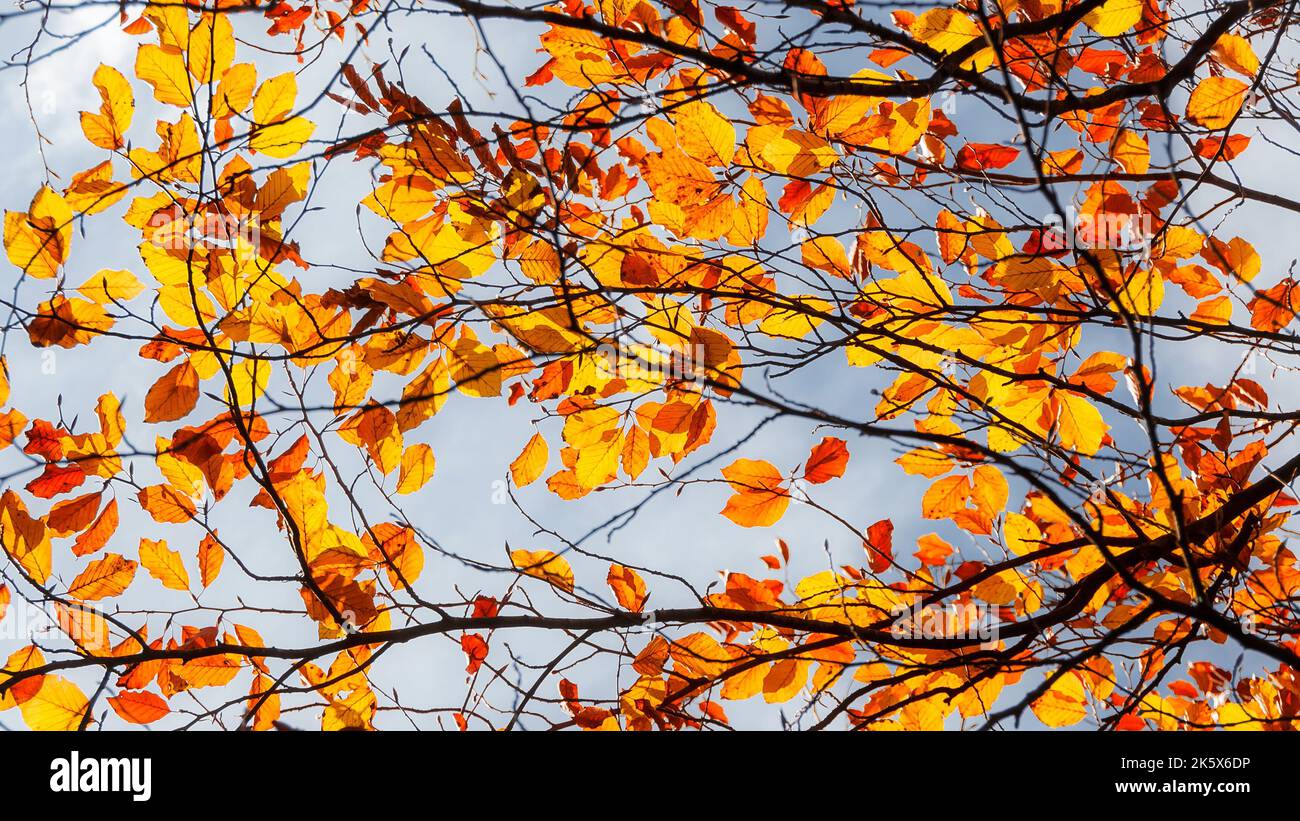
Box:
1187 76 1249 130
4 186 73 279
140 538 190 591
510 549 575 593
250 116 315 159
510 433 549 487
1030 672 1088 727
80 65 134 150
187 13 235 84
1082 0 1142 36
213 63 257 119
76 268 143 304
1110 128 1149 174
1003 512 1043 556
252 72 298 123
1056 392 1107 456
66 553 136 601
136 44 194 107
449 335 502 397
20 676 89 731
396 443 436 494
1213 34 1259 77
674 101 735 166
227 358 270 407
912 8 980 53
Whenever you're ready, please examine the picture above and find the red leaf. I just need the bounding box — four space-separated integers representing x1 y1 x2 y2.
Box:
956 143 1020 171
1195 134 1250 160
803 436 849 484
26 463 86 499
865 518 893 574
461 633 489 674
1075 48 1127 78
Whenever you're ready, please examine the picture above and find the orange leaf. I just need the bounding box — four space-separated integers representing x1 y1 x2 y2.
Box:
1195 134 1250 160
510 432 549 487
199 533 224 588
915 533 954 565
956 143 1019 171
26 463 86 499
108 690 170 725
47 491 102 536
461 633 489 674
607 564 648 612
73 497 118 556
921 474 970 520
66 553 136 601
720 459 790 528
144 361 200 423
137 484 197 524
803 436 849 484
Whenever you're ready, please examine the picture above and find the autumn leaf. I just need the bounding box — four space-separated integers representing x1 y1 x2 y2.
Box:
5 187 73 280
1031 672 1089 727
199 533 224 588
138 485 197 523
955 143 1018 172
865 518 894 574
48 493 101 539
1212 34 1259 77
1055 392 1108 456
67 553 137 601
80 65 134 150
803 436 849 484
1187 76 1249 130
607 564 648 612
144 361 200 423
73 497 118 556
20 676 90 731
510 432 548 487
140 538 190 591
136 44 194 107
461 633 489 674
720 459 791 528
108 690 171 725
1082 0 1142 36
396 443 436 494
510 549 574 593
